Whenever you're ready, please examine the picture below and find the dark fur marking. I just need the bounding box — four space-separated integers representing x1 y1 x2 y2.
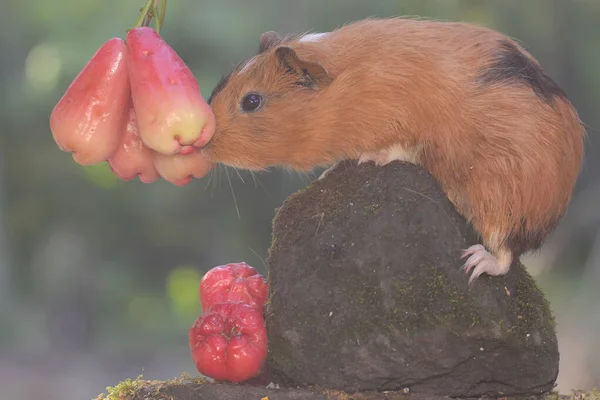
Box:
208 72 232 104
478 40 567 103
506 215 562 256
259 31 283 53
208 54 262 104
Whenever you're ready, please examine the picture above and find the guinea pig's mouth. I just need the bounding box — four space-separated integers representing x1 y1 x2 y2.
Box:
196 133 215 159
192 116 217 149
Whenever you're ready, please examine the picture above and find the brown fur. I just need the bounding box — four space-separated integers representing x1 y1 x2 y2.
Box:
205 17 585 264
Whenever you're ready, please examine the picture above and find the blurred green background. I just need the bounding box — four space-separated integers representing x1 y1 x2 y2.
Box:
1 0 599 399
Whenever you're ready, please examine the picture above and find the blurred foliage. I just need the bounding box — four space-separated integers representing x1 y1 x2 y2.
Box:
0 1 599 399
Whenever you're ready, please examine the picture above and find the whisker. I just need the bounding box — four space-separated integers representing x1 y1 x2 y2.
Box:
225 166 241 220
211 164 220 198
204 167 214 194
254 173 268 193
212 165 220 198
250 170 258 189
233 167 246 184
217 164 223 191
248 247 269 274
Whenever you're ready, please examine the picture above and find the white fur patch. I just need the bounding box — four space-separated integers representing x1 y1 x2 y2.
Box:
238 57 257 74
358 143 423 166
299 32 329 43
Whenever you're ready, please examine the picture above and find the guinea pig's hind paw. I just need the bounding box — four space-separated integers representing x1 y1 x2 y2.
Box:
460 244 511 284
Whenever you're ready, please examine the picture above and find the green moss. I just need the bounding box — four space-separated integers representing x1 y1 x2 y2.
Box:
520 270 556 327
504 267 558 353
421 264 481 327
267 174 347 264
93 373 208 400
364 202 381 216
94 375 144 400
294 182 314 195
546 389 600 400
269 236 278 254
297 259 557 361
318 260 486 350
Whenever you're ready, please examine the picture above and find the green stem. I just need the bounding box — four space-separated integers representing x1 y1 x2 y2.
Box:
155 0 167 33
132 0 155 29
152 1 162 34
127 0 167 35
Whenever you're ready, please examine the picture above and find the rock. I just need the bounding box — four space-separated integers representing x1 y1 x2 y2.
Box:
131 381 328 400
96 375 569 400
265 160 559 398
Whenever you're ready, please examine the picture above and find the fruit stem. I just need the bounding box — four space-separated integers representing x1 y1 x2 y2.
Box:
132 0 155 29
156 0 167 34
130 0 167 34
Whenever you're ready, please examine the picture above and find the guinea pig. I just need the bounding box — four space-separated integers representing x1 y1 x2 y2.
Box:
203 17 586 284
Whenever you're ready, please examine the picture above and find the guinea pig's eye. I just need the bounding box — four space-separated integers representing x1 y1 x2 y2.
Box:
240 93 264 113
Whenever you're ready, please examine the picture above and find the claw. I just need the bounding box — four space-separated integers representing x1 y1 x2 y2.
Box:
459 244 512 284
461 244 485 260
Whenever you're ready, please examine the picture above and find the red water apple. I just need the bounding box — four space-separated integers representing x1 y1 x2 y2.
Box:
50 38 130 165
125 27 216 156
189 302 268 383
200 262 269 312
153 149 213 186
107 103 160 183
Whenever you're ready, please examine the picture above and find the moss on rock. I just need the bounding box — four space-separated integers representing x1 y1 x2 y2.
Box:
94 373 210 400
265 160 559 398
92 372 599 400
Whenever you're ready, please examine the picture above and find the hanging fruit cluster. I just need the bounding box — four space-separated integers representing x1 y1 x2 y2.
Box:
49 0 216 186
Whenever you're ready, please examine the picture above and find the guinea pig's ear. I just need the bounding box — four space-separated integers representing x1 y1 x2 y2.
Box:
275 46 332 89
259 31 282 53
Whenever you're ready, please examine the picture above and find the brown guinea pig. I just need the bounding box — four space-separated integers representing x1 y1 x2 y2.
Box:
203 17 586 284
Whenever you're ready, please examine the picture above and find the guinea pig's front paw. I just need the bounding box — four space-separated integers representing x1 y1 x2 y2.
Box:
461 244 512 284
358 150 390 166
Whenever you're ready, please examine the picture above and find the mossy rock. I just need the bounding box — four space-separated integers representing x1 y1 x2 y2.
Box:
93 373 599 400
265 160 559 398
